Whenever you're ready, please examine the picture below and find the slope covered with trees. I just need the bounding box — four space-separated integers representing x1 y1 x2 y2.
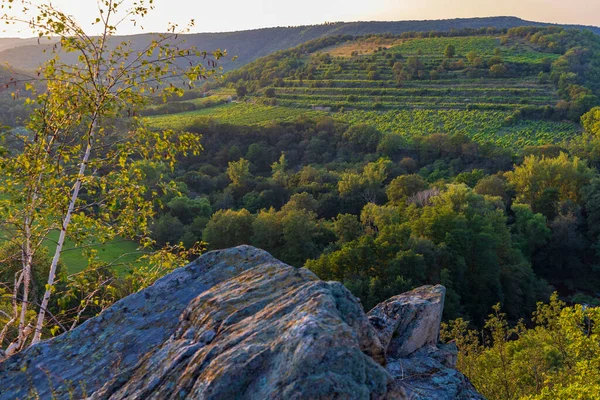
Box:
151 26 600 148
133 26 600 326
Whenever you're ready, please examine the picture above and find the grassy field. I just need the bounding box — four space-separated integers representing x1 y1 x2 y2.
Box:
44 233 143 275
0 228 143 275
320 37 404 57
337 109 580 148
146 103 327 130
388 36 560 63
393 36 501 55
179 88 236 106
147 101 580 148
1 190 144 275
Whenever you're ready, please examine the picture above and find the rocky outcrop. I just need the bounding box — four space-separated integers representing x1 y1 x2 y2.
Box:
0 245 483 399
368 285 446 358
90 259 388 400
367 285 482 399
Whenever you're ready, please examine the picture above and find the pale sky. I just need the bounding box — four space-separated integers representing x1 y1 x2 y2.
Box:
2 0 599 37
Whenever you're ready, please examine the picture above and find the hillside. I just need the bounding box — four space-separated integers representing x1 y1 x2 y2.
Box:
0 16 598 72
134 25 600 330
258 35 575 148
3 7 600 399
148 26 600 148
0 37 50 53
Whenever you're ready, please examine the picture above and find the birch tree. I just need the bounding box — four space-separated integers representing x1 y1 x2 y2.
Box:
0 0 223 355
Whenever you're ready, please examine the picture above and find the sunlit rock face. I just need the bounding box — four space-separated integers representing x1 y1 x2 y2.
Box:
0 245 483 399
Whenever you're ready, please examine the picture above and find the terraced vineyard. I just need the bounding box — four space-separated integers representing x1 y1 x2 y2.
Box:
147 33 583 148
387 36 560 63
337 110 580 148
274 36 561 111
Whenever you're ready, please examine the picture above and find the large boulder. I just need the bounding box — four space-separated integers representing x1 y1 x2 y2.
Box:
0 246 483 399
91 259 388 399
0 246 276 398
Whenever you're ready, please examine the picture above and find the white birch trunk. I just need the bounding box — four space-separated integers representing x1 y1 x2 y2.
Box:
31 124 96 344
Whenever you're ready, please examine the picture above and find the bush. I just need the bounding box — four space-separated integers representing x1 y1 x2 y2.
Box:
235 84 248 98
153 214 185 246
203 209 255 250
368 70 380 81
342 124 381 153
264 88 276 98
489 63 507 77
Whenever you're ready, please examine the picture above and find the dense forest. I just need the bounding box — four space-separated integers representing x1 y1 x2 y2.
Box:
137 27 600 322
148 110 600 324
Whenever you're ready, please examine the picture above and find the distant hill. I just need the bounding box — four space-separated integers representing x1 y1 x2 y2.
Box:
0 37 53 53
146 24 600 148
0 16 598 72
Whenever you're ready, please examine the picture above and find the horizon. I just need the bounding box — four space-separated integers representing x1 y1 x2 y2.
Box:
0 0 599 38
157 15 600 35
1 15 599 40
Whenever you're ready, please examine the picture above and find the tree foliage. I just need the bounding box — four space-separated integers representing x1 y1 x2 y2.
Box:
443 295 600 400
505 153 594 212
0 0 222 354
444 44 456 58
227 158 252 186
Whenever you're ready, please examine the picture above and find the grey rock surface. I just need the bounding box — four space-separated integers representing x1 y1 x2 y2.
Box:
91 259 388 400
0 246 278 398
368 285 446 358
386 344 484 400
0 245 483 399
